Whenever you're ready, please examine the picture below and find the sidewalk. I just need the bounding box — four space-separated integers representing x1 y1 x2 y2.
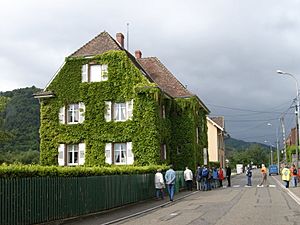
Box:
47 190 196 225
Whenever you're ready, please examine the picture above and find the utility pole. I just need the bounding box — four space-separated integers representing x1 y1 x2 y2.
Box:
296 103 300 167
280 117 287 162
276 124 280 170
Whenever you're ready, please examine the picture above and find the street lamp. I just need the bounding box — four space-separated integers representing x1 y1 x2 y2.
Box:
277 70 300 168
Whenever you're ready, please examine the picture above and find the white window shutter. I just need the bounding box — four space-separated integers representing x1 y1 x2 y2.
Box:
82 64 88 82
59 106 65 124
79 102 85 123
105 143 112 164
58 144 65 166
78 143 85 165
126 99 133 120
105 101 112 122
126 142 134 165
101 64 108 81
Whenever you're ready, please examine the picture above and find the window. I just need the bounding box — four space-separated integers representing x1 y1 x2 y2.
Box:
59 103 85 124
160 144 167 160
67 144 79 165
114 103 126 121
58 143 85 166
67 104 79 123
105 142 133 165
114 143 126 164
82 64 108 82
161 105 166 119
105 100 133 122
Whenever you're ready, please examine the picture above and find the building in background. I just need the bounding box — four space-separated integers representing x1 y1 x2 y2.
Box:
207 116 225 167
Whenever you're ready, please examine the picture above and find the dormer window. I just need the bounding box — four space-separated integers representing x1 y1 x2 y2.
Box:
82 64 108 82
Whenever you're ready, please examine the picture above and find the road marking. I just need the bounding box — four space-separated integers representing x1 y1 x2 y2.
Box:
170 213 178 216
233 185 240 188
269 184 276 188
272 176 300 206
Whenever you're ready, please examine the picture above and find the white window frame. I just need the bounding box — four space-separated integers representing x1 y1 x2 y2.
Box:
59 103 85 125
114 103 127 121
58 143 85 166
105 142 134 165
67 144 79 166
67 104 79 124
114 143 127 164
105 100 133 122
82 64 108 83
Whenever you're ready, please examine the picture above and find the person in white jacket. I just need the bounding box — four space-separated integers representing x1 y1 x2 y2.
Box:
155 169 165 200
184 166 193 191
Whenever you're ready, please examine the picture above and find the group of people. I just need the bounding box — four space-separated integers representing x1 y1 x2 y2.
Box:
154 165 176 201
281 164 298 188
154 164 232 202
246 163 300 189
195 164 232 191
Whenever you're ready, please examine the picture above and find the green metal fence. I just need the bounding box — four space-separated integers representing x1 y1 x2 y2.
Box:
0 171 184 225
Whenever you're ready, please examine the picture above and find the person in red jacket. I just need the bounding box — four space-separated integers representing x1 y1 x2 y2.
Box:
218 166 225 187
290 164 298 187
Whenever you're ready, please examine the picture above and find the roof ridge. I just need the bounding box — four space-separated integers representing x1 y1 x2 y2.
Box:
69 31 122 57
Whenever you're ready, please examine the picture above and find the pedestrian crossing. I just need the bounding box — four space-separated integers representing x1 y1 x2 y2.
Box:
221 184 277 188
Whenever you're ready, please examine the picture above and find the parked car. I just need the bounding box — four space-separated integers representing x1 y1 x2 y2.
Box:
269 165 279 176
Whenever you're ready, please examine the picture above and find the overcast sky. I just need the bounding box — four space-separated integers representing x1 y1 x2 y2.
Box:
2 0 300 146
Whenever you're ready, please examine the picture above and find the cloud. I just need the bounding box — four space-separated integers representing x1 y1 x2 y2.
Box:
1 0 300 144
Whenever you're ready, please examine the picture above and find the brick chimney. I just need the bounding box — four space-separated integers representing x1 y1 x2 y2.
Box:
116 33 124 48
135 50 142 59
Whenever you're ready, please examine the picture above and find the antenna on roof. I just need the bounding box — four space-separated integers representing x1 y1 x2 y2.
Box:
126 22 130 51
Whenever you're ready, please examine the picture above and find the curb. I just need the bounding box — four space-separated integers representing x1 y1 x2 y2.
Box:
102 191 197 225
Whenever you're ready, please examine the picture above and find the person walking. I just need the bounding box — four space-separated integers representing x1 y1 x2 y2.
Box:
246 164 252 186
290 164 298 187
184 166 193 191
195 164 202 191
282 165 291 188
225 164 231 187
165 165 176 201
258 164 267 187
154 169 165 200
218 166 225 187
202 165 209 191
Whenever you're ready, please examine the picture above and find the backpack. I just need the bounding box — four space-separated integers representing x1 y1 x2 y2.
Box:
293 168 298 175
246 169 252 177
197 167 202 181
212 169 218 179
202 168 208 177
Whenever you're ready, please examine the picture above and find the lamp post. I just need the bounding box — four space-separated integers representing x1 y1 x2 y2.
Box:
277 70 300 168
264 140 273 165
267 122 280 169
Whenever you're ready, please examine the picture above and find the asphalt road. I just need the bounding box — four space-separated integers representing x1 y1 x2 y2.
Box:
116 169 300 225
60 169 300 225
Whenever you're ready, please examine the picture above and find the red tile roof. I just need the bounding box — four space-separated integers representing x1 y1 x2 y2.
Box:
66 31 209 112
70 31 122 57
137 57 193 98
211 117 225 129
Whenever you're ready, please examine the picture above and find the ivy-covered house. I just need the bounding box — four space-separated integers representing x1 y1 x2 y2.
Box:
34 31 209 169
